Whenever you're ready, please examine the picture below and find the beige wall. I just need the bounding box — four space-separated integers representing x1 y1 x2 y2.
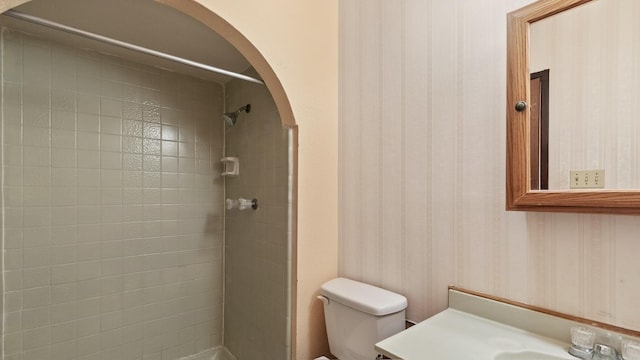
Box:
339 0 640 335
195 1 339 357
193 1 339 357
0 0 339 359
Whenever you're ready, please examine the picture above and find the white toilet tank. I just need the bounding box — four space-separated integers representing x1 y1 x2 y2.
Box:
319 278 408 360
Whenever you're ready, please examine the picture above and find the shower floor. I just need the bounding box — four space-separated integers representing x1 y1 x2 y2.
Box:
180 347 237 360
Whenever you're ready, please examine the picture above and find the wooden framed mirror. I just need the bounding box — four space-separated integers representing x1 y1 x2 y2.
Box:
507 0 640 214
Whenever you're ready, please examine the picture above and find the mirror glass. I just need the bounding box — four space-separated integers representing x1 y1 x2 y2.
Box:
529 0 640 190
506 0 640 214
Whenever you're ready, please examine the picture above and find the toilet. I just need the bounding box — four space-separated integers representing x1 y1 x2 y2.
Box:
318 278 408 360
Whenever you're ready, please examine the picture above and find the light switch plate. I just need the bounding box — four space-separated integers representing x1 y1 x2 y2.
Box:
570 169 605 189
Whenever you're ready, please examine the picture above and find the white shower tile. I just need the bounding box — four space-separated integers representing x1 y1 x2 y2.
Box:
51 130 76 150
76 316 100 338
23 188 51 207
123 153 143 171
51 339 76 359
101 98 123 118
101 188 123 205
51 88 76 111
51 264 76 285
51 188 77 206
4 270 23 291
77 150 101 169
23 344 51 359
4 228 24 249
23 267 51 289
100 134 122 152
76 261 100 281
50 111 75 132
51 206 76 226
100 241 123 260
23 246 51 268
161 156 178 173
77 169 100 188
142 155 161 172
51 283 76 304
23 127 50 147
123 137 143 155
161 125 178 141
101 152 122 170
52 72 76 92
123 101 143 120
142 206 162 222
51 245 76 265
77 76 101 96
4 145 23 166
3 331 24 355
23 146 51 167
52 302 77 323
76 134 100 153
4 166 24 188
179 127 195 143
178 158 195 174
100 116 122 135
161 109 179 125
51 225 76 246
51 321 76 344
101 221 124 239
178 142 195 158
144 139 162 155
4 187 22 207
143 171 162 188
121 340 143 360
23 287 51 309
77 114 99 133
76 334 100 357
76 242 101 261
23 307 51 331
142 105 161 123
5 311 23 334
101 80 123 100
143 122 162 140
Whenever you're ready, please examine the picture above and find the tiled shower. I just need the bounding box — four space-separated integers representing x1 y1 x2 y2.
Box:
0 21 291 360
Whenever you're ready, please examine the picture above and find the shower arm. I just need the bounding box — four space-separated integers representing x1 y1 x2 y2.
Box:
2 9 265 85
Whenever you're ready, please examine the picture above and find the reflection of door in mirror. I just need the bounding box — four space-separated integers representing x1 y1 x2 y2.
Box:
530 70 549 190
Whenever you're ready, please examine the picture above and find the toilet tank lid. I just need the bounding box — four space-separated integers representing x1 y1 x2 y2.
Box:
320 278 408 316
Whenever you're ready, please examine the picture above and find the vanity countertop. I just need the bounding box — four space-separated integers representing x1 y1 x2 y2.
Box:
376 288 640 359
375 307 574 360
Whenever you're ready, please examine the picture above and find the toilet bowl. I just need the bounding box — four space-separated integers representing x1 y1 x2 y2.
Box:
318 278 408 360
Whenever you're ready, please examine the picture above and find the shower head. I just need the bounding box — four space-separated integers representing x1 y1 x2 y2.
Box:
223 113 238 127
223 104 251 127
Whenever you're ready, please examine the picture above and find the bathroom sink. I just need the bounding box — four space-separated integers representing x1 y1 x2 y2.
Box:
494 351 573 360
376 289 637 360
375 308 574 359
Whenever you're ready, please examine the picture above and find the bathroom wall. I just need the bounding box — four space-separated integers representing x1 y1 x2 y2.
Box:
339 0 640 334
1 28 225 359
223 71 291 360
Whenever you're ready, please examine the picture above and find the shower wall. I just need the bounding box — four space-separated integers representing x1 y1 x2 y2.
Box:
1 28 225 359
224 73 290 360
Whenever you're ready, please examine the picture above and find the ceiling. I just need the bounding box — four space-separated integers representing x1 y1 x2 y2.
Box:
0 0 253 84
